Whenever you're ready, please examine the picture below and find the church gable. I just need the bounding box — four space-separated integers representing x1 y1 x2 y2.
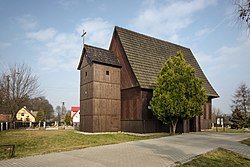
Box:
109 30 140 89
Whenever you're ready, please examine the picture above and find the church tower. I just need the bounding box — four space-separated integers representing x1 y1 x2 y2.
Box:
77 44 121 132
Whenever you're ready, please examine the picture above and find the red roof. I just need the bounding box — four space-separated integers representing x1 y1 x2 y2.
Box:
71 106 80 112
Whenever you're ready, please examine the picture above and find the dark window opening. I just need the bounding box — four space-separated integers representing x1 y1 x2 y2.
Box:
85 72 87 76
106 71 109 75
21 113 24 116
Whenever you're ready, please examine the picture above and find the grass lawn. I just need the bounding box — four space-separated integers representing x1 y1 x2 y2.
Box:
241 138 250 146
203 127 250 133
0 129 166 160
178 148 250 167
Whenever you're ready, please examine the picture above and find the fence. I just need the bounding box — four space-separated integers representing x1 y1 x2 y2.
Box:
0 144 15 159
0 121 65 132
0 122 9 131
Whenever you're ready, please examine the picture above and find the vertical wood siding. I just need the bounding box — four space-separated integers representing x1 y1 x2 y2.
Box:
80 54 121 132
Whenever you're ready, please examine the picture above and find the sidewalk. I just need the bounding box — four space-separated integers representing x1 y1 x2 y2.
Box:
1 132 250 167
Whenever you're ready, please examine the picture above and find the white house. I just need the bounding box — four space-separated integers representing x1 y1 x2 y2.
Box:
71 106 80 126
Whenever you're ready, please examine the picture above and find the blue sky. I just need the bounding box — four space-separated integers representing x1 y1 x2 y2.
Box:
0 0 249 114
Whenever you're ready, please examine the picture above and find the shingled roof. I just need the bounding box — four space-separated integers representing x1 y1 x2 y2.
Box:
77 44 121 69
114 26 219 97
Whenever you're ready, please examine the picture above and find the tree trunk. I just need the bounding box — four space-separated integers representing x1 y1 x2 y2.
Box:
169 125 172 134
171 119 178 135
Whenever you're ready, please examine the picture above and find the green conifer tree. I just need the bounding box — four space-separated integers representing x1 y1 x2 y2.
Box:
150 52 207 135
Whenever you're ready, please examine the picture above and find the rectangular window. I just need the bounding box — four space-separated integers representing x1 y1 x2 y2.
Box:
106 70 109 75
21 113 24 116
85 72 87 76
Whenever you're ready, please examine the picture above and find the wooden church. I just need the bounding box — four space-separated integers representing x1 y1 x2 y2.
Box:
77 26 219 133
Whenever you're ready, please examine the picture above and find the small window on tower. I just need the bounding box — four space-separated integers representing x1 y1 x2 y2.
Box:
106 70 109 75
85 72 87 76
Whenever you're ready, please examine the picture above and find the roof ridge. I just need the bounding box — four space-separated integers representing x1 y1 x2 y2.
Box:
115 26 190 50
84 44 111 52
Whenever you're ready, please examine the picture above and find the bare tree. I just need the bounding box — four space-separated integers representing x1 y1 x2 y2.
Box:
235 0 250 31
212 107 222 123
55 106 62 122
231 83 250 122
0 64 41 121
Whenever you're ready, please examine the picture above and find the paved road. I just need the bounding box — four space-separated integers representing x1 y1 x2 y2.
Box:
1 132 250 167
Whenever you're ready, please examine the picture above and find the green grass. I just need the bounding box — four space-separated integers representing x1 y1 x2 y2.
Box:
0 129 166 160
241 138 250 146
203 127 250 133
178 148 250 167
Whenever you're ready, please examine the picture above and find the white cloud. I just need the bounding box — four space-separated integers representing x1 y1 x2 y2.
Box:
26 28 57 42
194 35 250 113
16 15 38 30
76 17 113 48
24 17 112 71
196 36 250 79
131 0 217 39
38 32 81 70
25 27 81 70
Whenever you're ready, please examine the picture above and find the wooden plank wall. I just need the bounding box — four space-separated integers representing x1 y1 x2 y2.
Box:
92 64 121 132
79 55 121 132
109 30 139 89
121 88 170 133
200 97 212 129
189 116 201 132
79 56 93 132
121 87 142 120
93 64 120 84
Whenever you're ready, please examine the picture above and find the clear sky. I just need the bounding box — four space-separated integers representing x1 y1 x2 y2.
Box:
0 0 249 113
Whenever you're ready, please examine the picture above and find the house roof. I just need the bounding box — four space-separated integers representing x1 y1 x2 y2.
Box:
0 114 12 122
77 44 121 69
71 106 80 112
19 106 36 118
31 111 38 117
114 26 219 98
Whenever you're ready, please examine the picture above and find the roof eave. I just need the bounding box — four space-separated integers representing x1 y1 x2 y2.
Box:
92 60 122 68
77 48 85 70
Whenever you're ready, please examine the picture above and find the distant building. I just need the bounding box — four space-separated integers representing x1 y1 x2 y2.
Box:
71 106 80 127
78 26 219 133
16 106 36 122
0 114 11 122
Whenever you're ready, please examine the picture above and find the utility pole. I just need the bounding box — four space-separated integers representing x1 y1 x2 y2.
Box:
5 75 10 115
61 101 65 122
6 75 10 100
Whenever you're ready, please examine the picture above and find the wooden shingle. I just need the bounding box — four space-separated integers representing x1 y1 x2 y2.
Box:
78 44 121 69
115 26 218 97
